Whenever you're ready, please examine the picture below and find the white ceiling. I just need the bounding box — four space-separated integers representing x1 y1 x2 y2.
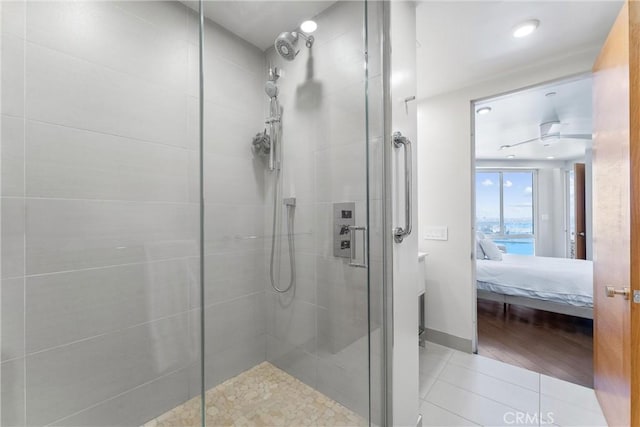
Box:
183 1 334 51
475 76 592 161
416 1 622 99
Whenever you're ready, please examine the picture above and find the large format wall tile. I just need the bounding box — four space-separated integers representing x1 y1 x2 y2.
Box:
203 292 266 353
201 100 263 158
1 278 25 362
266 333 318 388
203 153 265 205
203 18 264 74
25 259 192 353
1 197 25 279
25 120 194 202
201 335 266 393
266 293 316 354
203 203 266 253
314 143 367 203
24 1 191 94
25 313 192 426
25 198 198 274
1 358 25 427
25 42 194 149
201 51 263 113
115 1 195 46
50 367 192 427
1 1 26 39
192 250 265 309
1 33 24 117
1 115 25 196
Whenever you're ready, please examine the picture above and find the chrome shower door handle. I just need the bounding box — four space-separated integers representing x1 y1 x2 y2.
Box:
393 131 412 243
348 226 368 268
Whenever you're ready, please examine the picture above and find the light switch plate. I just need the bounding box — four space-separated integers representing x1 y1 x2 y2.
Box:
424 226 448 241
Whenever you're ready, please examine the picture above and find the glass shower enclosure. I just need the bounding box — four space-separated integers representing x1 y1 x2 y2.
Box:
0 0 388 426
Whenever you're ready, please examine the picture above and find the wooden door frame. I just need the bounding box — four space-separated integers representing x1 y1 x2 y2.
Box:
592 1 640 424
574 163 587 259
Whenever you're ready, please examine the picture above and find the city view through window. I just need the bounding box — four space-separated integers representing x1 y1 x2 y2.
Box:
476 171 535 255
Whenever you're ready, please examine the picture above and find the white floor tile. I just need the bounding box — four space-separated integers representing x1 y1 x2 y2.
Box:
423 341 455 358
420 351 450 377
541 394 608 427
419 400 479 426
419 373 437 399
425 380 537 427
540 374 601 413
438 363 539 415
448 350 540 392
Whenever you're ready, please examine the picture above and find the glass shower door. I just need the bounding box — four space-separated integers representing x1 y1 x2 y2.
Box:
194 0 386 425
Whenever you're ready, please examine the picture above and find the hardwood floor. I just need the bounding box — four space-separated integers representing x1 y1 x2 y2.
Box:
477 299 594 388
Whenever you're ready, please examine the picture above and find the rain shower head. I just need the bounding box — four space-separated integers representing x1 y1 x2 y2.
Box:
274 31 314 61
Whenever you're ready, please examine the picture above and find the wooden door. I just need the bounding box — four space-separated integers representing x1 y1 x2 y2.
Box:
592 1 640 425
574 163 587 260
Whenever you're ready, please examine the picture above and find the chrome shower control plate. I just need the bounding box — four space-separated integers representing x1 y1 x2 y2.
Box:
333 202 355 258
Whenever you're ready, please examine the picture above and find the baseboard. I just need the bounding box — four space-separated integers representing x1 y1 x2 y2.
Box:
424 328 473 353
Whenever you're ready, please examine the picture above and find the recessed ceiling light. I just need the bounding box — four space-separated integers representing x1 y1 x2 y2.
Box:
507 154 516 159
499 145 510 150
476 107 492 115
300 20 317 33
545 91 557 97
546 156 555 159
513 19 539 38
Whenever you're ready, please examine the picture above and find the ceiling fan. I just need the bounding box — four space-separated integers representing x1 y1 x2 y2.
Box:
499 119 592 151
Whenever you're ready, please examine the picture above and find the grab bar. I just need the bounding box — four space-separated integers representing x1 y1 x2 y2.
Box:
393 131 412 243
348 225 368 268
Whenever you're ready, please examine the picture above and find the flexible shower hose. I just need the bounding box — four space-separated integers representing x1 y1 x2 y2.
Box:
269 168 296 293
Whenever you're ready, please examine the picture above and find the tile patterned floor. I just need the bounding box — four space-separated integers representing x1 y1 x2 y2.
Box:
419 341 609 427
142 362 367 427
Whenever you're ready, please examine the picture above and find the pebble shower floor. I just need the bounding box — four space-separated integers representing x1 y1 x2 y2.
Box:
142 362 367 427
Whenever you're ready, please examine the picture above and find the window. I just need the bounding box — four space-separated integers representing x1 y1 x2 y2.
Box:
476 170 535 255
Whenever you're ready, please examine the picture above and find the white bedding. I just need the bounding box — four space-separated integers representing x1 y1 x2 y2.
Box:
476 254 593 307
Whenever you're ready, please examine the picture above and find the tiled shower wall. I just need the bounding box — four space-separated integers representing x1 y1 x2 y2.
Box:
198 3 267 394
0 1 265 425
264 1 383 417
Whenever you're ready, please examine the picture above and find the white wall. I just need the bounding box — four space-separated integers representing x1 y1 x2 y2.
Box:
391 2 420 426
417 49 597 346
537 167 568 257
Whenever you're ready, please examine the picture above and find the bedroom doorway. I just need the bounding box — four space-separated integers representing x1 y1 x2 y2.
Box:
472 75 595 387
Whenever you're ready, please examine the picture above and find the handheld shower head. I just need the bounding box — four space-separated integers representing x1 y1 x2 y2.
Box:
274 31 314 61
265 80 279 98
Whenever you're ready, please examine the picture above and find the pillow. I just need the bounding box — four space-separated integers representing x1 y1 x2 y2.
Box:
475 232 486 259
476 240 486 259
479 239 503 261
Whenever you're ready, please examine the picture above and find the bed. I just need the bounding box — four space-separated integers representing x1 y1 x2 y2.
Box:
476 253 594 319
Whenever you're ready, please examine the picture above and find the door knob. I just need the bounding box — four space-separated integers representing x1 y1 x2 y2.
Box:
578 232 585 237
605 286 630 300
